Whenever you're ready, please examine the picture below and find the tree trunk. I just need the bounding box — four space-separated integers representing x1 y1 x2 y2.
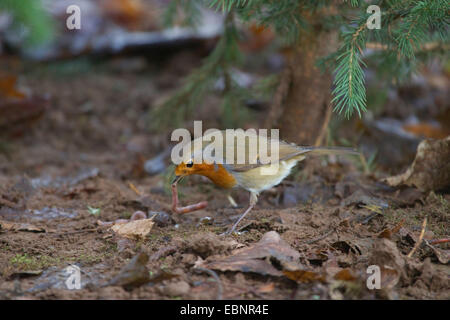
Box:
271 14 338 146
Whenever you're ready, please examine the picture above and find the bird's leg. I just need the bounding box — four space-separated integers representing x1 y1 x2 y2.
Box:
222 192 258 235
171 181 208 214
227 193 238 208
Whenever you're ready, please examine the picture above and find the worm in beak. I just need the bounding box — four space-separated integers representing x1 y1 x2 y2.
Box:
171 175 207 214
172 175 183 185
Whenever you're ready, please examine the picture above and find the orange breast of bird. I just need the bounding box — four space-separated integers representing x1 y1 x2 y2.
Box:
196 163 237 189
174 161 238 189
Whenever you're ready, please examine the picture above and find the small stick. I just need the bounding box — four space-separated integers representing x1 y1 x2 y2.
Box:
407 217 427 258
359 153 370 175
428 238 450 245
306 229 334 244
49 228 98 236
171 182 207 214
128 182 142 196
194 267 223 300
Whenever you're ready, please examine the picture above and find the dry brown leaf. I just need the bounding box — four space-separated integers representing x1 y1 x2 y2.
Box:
403 123 450 140
388 187 425 206
107 252 150 289
425 242 449 264
380 266 400 289
204 256 283 277
111 218 154 239
334 268 357 281
283 270 326 283
9 270 43 279
384 136 450 192
0 76 26 99
369 238 406 285
256 283 275 294
199 231 300 277
378 219 405 239
0 220 45 233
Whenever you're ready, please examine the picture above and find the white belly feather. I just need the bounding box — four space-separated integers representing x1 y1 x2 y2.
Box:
233 159 299 194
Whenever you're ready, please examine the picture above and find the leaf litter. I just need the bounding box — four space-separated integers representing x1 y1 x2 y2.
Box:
0 57 448 300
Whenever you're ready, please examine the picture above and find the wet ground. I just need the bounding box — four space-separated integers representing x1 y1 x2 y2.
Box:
0 57 449 300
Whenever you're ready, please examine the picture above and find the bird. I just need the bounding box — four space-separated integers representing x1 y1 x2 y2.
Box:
172 129 358 235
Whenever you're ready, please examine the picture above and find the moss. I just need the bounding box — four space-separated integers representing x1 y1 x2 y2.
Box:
9 253 61 270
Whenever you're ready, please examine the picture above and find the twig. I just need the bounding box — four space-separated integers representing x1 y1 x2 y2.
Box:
149 245 177 262
407 217 427 258
366 41 449 52
358 212 381 225
306 229 334 244
428 238 450 245
49 228 98 236
314 103 332 147
358 153 370 175
194 267 223 300
128 182 142 196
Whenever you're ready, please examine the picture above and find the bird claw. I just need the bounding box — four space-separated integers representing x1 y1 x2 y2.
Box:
219 229 235 237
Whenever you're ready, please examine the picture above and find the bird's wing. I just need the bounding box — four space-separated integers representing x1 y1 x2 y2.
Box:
179 129 358 172
225 143 359 173
225 140 303 172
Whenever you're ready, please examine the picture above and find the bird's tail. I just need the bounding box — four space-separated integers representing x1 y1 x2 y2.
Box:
301 146 360 156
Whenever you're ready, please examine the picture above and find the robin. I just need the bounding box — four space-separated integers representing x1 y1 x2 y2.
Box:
172 130 358 235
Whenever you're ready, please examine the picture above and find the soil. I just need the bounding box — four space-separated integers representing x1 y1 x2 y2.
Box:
0 56 448 300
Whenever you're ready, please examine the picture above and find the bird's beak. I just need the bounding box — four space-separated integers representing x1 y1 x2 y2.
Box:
172 175 183 184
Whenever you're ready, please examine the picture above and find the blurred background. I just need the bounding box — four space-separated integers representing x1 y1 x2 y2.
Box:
0 0 448 179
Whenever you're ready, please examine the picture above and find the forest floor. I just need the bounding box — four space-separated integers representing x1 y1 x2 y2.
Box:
0 55 448 300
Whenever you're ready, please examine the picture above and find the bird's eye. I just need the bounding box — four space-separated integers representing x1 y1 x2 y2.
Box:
186 161 193 168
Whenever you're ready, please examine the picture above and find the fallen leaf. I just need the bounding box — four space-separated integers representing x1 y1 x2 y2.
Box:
204 257 283 276
333 269 357 281
283 270 325 283
369 238 406 284
150 245 177 262
107 252 150 289
199 231 300 277
425 242 449 264
0 94 48 138
0 220 45 233
331 241 360 255
184 232 242 259
0 76 26 99
111 218 154 239
341 189 388 208
101 0 148 29
256 283 275 294
403 123 450 140
9 270 43 279
379 265 400 289
378 219 405 239
388 187 425 206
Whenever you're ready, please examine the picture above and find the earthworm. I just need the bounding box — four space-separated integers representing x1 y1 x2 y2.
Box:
171 182 207 214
